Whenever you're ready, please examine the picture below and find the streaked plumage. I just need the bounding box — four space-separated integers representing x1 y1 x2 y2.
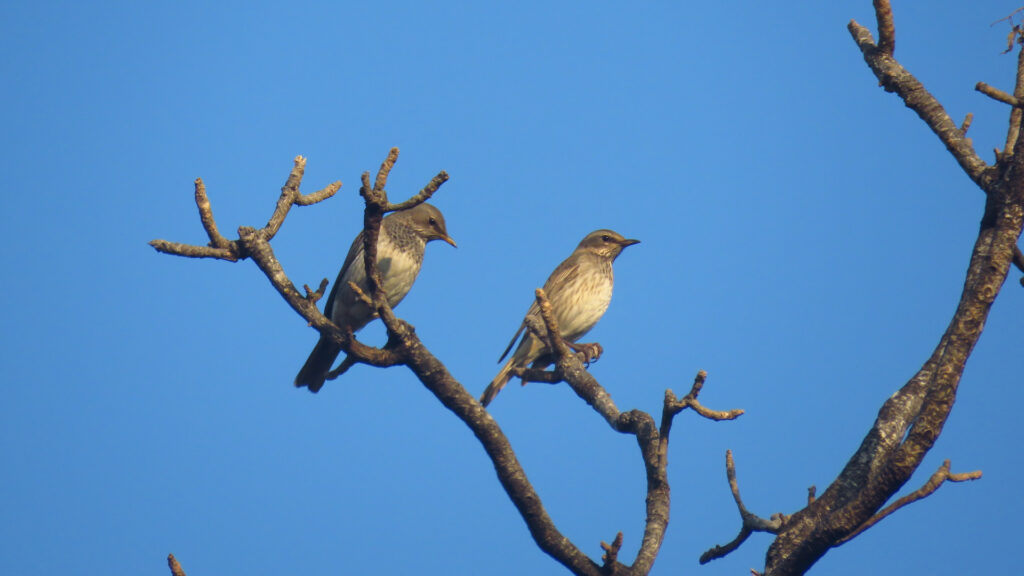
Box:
295 203 456 392
480 229 639 407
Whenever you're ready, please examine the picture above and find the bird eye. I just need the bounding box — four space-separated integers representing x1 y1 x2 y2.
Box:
601 235 611 242
429 217 437 226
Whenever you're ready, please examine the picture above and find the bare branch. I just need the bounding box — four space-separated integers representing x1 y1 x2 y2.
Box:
388 171 450 212
150 150 746 576
665 370 745 422
763 6 1024 573
264 156 307 239
847 20 992 190
658 371 743 480
294 180 342 206
600 532 624 571
148 239 240 261
302 279 330 306
511 366 564 384
193 178 231 249
374 148 400 194
700 526 752 566
836 460 982 545
530 287 673 574
167 554 186 576
149 156 340 262
701 451 784 564
976 82 1019 107
348 280 375 308
1007 41 1024 155
960 113 974 135
873 0 894 55
991 7 1024 27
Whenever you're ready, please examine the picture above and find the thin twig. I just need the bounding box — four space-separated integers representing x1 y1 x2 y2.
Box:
700 451 784 564
374 148 400 193
1007 42 1024 155
873 0 895 56
600 532 624 571
976 82 1020 107
388 171 450 212
348 281 375 308
658 371 744 470
665 371 745 422
303 279 330 306
148 239 239 261
295 181 342 206
836 459 982 545
168 554 187 576
960 113 974 136
847 20 992 190
264 156 307 239
991 7 1024 27
194 178 232 249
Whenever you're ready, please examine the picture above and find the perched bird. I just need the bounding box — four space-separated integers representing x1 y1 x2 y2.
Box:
480 229 639 407
295 202 456 392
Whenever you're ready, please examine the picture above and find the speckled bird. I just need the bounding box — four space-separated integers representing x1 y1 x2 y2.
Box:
480 229 639 407
295 203 456 392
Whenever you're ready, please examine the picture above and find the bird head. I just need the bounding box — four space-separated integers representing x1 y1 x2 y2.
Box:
400 203 457 247
577 229 640 260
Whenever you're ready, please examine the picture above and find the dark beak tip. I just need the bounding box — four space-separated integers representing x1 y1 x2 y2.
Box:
623 239 640 247
444 236 458 248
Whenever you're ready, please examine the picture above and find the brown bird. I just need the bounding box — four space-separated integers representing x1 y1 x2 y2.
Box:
480 229 639 406
295 203 456 392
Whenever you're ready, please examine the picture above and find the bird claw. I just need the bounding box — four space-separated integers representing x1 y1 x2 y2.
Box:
569 342 603 366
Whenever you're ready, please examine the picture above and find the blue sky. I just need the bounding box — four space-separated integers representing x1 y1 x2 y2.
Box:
1 1 1021 574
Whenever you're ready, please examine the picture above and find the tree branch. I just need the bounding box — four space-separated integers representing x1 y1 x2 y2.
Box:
150 157 403 372
976 81 1020 107
153 150 746 576
848 18 993 190
873 0 895 56
761 6 1024 574
835 459 981 546
528 288 743 574
701 450 785 564
167 554 186 576
601 532 624 574
193 178 231 249
302 278 330 306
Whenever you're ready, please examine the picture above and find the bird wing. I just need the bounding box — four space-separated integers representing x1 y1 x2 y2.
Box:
497 252 582 362
497 300 540 363
325 230 367 317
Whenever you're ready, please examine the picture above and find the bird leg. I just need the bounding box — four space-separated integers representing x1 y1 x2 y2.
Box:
567 341 603 366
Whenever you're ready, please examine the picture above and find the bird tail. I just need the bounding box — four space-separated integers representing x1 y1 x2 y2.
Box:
294 337 342 393
480 358 516 407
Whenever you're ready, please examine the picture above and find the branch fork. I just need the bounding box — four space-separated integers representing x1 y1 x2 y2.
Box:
700 450 786 565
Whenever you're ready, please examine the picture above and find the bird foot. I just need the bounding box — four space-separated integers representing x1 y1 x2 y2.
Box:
568 342 603 366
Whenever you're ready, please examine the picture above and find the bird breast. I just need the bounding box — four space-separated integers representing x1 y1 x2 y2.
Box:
330 230 425 330
552 259 613 342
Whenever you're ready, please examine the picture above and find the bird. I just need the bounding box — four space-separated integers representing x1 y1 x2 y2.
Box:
295 202 456 392
480 229 639 407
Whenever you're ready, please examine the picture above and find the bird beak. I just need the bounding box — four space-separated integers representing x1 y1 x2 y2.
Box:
442 235 458 248
619 238 640 247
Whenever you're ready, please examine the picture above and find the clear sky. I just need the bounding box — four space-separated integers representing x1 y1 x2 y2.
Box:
1 1 1020 575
